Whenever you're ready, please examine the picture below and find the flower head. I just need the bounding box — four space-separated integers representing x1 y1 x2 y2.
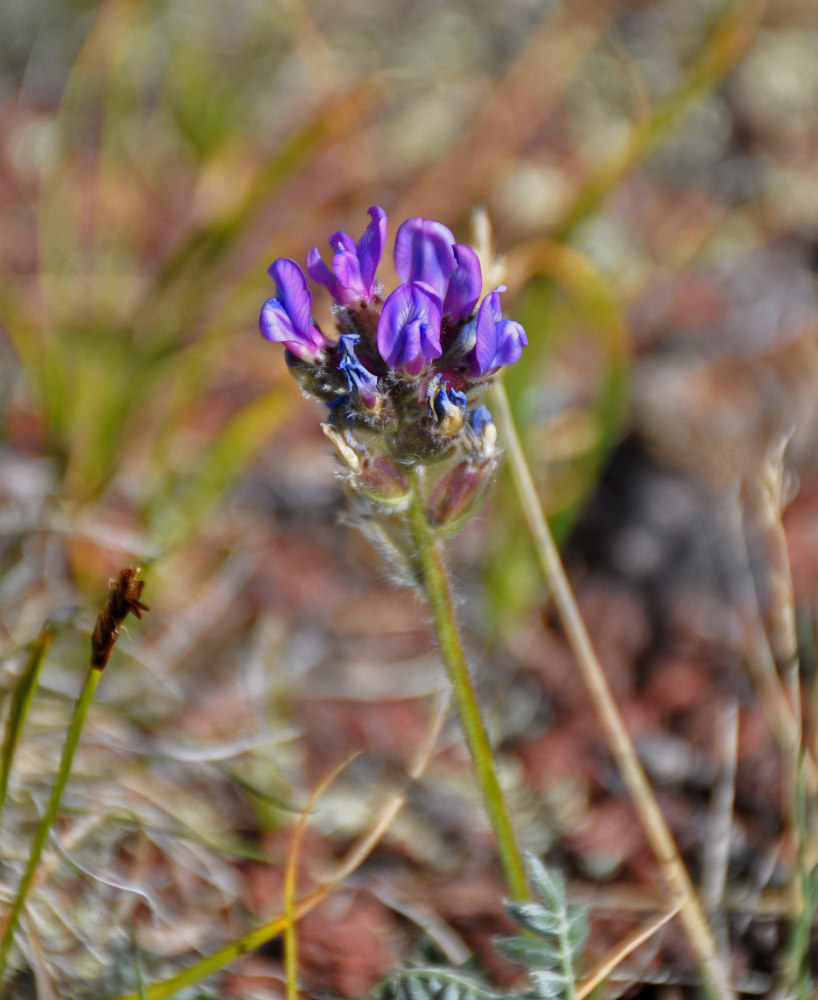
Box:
259 258 328 361
465 285 528 376
307 206 387 306
259 210 526 514
377 282 442 376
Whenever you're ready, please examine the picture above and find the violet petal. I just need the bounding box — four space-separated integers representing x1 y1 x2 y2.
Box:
357 206 387 295
443 244 482 320
394 217 457 301
377 281 443 375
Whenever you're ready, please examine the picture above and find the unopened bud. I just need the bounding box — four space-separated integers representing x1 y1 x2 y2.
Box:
356 454 410 506
427 378 467 437
321 423 363 473
286 349 342 402
426 455 498 529
466 405 497 458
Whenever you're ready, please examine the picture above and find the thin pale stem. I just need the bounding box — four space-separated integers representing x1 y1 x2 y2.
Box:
406 471 529 903
488 380 734 1000
0 665 102 979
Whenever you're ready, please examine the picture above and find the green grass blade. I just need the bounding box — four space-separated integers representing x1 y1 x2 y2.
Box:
148 385 293 548
0 625 53 828
553 0 765 241
0 666 102 980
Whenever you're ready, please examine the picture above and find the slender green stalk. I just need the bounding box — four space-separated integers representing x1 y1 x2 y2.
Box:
0 626 53 828
0 665 102 979
406 472 529 902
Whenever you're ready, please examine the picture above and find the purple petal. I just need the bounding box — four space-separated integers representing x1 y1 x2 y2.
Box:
259 298 323 360
268 258 313 338
259 297 297 344
262 257 326 358
307 208 386 305
493 319 528 367
330 230 357 255
443 244 482 320
466 285 526 375
306 247 344 301
377 282 442 375
469 289 503 375
357 206 387 295
394 217 457 301
331 248 366 303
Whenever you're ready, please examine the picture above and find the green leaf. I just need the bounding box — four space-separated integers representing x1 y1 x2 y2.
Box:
504 901 562 937
495 936 565 968
529 969 569 999
525 854 567 911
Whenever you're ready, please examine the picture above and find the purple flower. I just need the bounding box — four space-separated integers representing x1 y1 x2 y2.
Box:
307 206 387 305
337 334 379 409
377 282 442 376
394 217 457 301
465 285 528 376
442 244 482 321
260 258 328 361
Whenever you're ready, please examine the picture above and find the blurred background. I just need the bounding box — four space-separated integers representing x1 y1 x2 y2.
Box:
1 0 818 996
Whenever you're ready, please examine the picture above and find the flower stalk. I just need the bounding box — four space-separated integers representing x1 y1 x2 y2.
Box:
259 206 530 903
407 471 529 902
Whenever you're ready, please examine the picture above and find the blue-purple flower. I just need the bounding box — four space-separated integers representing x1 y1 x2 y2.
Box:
465 285 528 376
259 208 527 491
377 282 443 376
337 333 379 410
307 206 387 306
393 216 482 323
259 258 328 361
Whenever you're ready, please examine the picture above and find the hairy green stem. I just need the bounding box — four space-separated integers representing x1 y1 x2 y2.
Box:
406 474 529 902
0 665 102 979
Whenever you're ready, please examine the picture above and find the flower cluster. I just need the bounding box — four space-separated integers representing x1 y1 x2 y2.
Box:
259 207 527 526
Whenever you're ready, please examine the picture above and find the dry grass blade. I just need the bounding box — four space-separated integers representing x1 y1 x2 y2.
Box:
727 491 818 794
488 379 734 1000
110 693 450 1000
701 702 740 956
284 754 360 1000
576 901 682 999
